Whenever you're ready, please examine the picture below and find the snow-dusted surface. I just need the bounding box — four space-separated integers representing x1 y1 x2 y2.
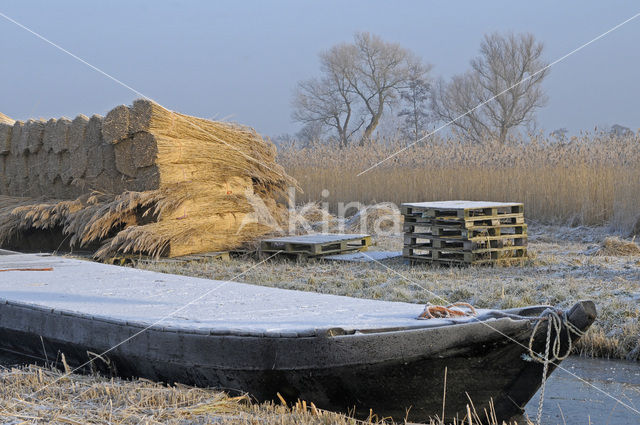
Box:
324 251 402 262
0 254 482 335
402 200 522 209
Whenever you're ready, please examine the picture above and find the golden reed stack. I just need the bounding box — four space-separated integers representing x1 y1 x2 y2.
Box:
0 100 296 258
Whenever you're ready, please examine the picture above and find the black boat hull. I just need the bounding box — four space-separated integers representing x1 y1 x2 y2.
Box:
0 299 596 423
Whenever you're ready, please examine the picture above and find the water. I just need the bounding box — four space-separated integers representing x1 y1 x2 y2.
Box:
521 357 640 425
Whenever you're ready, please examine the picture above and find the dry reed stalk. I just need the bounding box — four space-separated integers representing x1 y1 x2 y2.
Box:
53 117 72 153
0 364 410 425
44 150 60 181
595 236 640 256
68 114 88 151
113 135 138 177
9 121 23 156
113 132 157 179
102 104 130 144
24 119 45 154
42 118 57 152
12 153 28 197
131 164 160 191
68 115 89 181
0 122 13 155
58 151 73 184
0 112 13 124
3 152 16 191
85 115 105 180
0 156 6 193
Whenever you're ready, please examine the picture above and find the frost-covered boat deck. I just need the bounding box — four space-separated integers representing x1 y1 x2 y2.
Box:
0 253 479 336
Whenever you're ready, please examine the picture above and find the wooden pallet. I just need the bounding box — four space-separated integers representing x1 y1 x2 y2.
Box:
403 246 527 263
403 214 525 227
404 256 527 267
404 235 527 251
260 234 371 258
403 224 528 238
401 201 523 218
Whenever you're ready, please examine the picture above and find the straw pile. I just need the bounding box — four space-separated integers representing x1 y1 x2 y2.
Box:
595 236 640 256
0 100 296 258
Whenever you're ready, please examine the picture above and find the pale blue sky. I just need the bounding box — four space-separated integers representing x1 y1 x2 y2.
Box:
0 1 638 136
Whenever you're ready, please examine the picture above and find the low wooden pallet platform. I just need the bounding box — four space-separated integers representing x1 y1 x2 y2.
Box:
260 233 371 258
401 201 523 219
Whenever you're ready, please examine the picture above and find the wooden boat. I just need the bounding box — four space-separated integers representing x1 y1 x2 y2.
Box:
0 252 596 423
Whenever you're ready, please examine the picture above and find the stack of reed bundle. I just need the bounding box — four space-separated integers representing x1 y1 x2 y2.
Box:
0 100 297 258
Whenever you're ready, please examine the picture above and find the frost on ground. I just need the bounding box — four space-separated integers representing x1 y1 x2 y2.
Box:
139 225 640 361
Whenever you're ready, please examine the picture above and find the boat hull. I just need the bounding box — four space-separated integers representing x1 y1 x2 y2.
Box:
0 299 595 423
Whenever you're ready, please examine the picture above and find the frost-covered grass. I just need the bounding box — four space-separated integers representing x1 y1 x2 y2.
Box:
139 225 640 361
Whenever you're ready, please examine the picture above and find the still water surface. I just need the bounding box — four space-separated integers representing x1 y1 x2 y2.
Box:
521 357 640 425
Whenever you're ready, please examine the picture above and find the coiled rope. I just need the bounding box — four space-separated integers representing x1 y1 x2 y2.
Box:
417 302 477 319
528 309 585 425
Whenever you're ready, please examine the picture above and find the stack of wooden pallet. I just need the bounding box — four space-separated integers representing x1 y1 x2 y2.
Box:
401 201 527 266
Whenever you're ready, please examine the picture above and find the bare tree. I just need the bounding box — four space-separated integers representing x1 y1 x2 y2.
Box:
292 72 362 148
431 32 548 143
293 32 429 146
398 63 432 143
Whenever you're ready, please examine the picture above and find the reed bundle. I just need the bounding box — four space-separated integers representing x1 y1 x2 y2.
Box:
0 122 12 155
0 100 296 258
0 112 14 125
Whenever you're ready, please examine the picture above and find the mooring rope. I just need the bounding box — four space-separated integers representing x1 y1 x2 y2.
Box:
528 309 585 425
417 302 477 319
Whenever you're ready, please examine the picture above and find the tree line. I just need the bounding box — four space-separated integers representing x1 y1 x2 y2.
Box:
291 31 549 146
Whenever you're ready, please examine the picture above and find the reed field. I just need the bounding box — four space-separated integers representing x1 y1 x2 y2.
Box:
278 133 640 234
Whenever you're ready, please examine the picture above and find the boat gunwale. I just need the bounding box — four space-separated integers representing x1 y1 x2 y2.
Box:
0 296 540 339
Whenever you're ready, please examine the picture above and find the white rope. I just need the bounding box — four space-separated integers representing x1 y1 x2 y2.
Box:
528 309 585 425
